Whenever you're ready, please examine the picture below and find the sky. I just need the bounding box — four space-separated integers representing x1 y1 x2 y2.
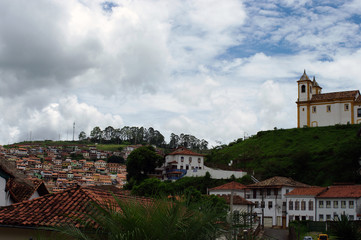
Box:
1 0 361 146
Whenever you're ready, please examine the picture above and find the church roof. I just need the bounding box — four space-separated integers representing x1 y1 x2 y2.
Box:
311 90 359 102
297 70 311 82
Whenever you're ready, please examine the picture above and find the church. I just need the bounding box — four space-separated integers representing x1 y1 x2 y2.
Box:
297 70 361 127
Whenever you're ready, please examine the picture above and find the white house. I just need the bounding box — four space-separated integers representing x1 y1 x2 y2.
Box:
296 70 361 127
285 186 327 223
316 185 361 221
209 181 247 197
163 147 205 180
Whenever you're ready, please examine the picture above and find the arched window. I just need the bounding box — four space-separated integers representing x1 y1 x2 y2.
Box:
301 85 306 93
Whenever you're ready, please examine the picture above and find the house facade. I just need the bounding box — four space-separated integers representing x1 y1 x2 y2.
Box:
285 186 327 223
296 70 361 127
286 185 361 223
246 177 309 228
163 147 205 180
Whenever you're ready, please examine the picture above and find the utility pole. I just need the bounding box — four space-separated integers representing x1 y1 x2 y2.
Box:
72 122 75 141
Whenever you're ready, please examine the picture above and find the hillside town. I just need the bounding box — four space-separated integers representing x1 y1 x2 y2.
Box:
0 143 132 192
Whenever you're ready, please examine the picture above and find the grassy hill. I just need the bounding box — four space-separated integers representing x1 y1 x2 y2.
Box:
206 124 361 186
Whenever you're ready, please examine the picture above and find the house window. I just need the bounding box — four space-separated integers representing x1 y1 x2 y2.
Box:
302 108 305 111
289 215 294 221
268 201 272 209
310 86 312 93
333 201 338 208
326 201 331 208
289 201 293 210
319 201 324 208
345 104 349 111
312 106 316 113
253 189 257 199
267 189 271 196
341 201 346 208
349 215 355 220
181 157 184 162
301 201 306 210
349 201 354 209
295 201 300 210
198 158 201 163
301 85 306 93
327 105 331 112
309 216 313 221
255 201 259 208
326 214 331 221
189 157 192 163
319 214 324 221
309 200 313 211
358 108 361 117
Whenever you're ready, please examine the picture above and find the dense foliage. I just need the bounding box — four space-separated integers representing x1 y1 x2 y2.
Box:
48 195 228 240
206 124 361 186
79 126 209 150
130 174 253 197
126 146 164 183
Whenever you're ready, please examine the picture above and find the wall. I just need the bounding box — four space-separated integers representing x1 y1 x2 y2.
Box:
184 166 246 179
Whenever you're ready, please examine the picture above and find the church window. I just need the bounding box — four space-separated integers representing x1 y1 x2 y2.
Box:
312 106 316 113
301 85 306 93
358 108 361 117
327 105 331 112
344 104 349 111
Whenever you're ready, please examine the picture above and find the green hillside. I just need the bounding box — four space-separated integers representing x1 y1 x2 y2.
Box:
206 124 361 186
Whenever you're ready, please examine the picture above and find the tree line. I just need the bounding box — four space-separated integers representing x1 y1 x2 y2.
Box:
78 126 209 150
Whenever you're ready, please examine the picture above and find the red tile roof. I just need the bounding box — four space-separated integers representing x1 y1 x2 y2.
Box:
248 176 309 188
217 194 255 205
210 181 247 191
317 185 361 198
285 187 327 196
0 186 153 228
167 147 204 157
311 90 359 102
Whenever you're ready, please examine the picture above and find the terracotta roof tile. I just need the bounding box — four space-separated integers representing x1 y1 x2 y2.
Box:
0 186 153 228
285 187 327 196
210 181 247 191
317 185 361 198
248 176 309 188
167 147 204 157
311 90 359 102
217 194 255 205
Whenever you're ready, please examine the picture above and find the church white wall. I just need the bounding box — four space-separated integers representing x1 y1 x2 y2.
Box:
299 105 308 127
309 102 352 127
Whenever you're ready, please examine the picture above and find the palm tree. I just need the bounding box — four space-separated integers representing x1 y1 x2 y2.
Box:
332 214 361 240
46 195 228 240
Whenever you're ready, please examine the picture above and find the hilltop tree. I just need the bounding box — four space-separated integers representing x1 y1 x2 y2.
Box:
78 131 87 141
126 146 164 183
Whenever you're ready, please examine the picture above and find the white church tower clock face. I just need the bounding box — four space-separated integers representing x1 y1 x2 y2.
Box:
296 70 360 128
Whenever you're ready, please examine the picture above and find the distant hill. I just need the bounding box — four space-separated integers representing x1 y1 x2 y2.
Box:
206 124 361 186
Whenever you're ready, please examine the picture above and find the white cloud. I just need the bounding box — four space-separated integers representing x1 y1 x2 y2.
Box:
0 0 361 146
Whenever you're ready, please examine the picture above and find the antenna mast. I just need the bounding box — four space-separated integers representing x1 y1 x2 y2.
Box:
72 122 75 141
